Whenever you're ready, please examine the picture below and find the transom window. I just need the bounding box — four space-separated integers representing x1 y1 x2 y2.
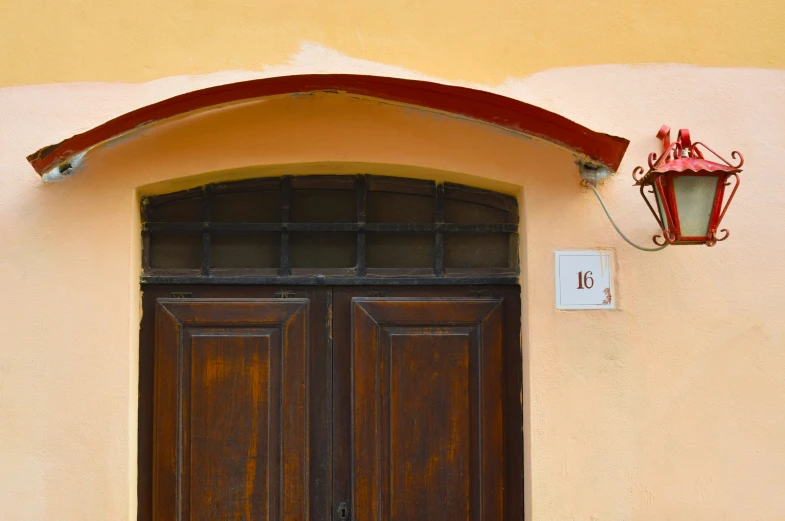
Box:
141 175 519 284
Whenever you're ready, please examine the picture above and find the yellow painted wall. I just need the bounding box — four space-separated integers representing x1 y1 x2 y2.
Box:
1 0 784 86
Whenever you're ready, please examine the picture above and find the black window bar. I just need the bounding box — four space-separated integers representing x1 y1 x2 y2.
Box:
141 175 519 285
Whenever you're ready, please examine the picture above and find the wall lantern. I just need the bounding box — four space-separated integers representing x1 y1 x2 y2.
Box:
633 125 743 247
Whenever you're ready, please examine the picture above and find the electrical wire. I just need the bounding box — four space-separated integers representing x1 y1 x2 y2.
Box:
589 184 668 252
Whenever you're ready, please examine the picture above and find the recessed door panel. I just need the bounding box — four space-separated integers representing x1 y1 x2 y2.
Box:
186 329 277 520
389 328 472 519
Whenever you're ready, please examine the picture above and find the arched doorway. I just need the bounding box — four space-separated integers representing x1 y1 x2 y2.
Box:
139 175 523 520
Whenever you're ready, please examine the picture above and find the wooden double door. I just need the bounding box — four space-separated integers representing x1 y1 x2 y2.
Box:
139 285 522 521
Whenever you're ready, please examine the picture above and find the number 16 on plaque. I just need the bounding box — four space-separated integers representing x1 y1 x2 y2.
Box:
555 251 614 310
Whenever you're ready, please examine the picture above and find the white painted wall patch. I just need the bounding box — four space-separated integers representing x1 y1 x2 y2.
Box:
555 250 614 310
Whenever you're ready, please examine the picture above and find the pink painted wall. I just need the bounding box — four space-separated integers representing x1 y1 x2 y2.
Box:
1 59 784 520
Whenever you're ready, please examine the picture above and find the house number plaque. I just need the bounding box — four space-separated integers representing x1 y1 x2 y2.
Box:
555 250 615 310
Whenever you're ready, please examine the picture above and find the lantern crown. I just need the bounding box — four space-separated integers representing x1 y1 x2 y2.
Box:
632 126 743 247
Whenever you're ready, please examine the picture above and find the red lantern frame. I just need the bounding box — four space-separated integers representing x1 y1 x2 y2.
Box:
633 126 743 247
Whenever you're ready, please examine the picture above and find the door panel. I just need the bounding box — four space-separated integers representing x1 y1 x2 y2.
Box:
351 298 505 521
153 299 309 521
389 328 471 520
187 328 278 520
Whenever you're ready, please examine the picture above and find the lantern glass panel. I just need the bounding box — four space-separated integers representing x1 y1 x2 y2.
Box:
653 183 670 231
672 175 720 237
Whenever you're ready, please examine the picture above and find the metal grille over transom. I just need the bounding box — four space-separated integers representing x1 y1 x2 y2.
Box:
141 175 519 284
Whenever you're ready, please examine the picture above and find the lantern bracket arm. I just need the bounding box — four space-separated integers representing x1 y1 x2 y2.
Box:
586 183 668 252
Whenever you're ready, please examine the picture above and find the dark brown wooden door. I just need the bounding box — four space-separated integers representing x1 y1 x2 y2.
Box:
143 286 521 521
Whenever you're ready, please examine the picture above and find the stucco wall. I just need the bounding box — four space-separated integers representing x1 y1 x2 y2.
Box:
1 52 785 521
2 0 784 85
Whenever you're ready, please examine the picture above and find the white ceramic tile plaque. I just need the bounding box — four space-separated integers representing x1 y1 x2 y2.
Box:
555 250 614 310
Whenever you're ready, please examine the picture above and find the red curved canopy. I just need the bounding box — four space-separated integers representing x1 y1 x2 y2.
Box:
26 74 629 176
